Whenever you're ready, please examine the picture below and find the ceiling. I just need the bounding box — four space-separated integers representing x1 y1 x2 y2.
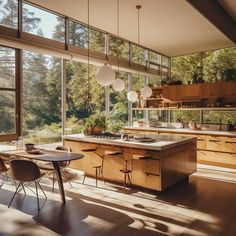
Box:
219 0 236 21
29 0 235 56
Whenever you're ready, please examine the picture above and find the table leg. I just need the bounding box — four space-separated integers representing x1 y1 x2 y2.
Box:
52 161 66 203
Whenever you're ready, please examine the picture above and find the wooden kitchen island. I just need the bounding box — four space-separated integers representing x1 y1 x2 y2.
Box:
64 134 197 191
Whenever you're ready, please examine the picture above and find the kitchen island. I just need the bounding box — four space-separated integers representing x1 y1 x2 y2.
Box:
64 133 197 191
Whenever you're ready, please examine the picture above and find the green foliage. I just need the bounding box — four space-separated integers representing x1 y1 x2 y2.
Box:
84 112 107 130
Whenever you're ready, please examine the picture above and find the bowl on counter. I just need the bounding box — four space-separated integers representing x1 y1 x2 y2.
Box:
25 143 35 150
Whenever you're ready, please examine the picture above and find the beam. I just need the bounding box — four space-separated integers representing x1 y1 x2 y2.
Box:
186 0 236 44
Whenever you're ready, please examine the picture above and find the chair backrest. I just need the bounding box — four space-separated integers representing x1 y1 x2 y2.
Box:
0 158 8 172
10 160 41 182
55 146 71 152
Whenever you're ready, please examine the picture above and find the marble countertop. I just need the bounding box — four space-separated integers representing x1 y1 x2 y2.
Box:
63 134 196 151
124 126 236 136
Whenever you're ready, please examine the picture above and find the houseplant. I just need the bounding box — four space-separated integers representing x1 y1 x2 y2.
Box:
84 113 107 135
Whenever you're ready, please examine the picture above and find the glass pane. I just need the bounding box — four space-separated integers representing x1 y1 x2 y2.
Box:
203 111 236 125
132 44 147 66
109 36 129 60
0 90 15 134
171 53 201 84
149 76 161 87
132 73 145 92
89 28 105 53
23 51 62 144
203 47 236 83
0 0 18 29
162 56 169 67
65 61 105 135
0 46 15 88
108 71 128 132
170 110 201 123
22 3 65 42
69 21 88 48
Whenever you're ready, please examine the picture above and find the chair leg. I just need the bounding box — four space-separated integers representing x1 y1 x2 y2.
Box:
61 170 72 188
128 173 132 185
82 172 86 184
123 174 127 193
37 180 47 199
95 168 98 187
100 167 105 184
35 181 40 211
21 184 26 195
52 172 55 192
8 182 22 208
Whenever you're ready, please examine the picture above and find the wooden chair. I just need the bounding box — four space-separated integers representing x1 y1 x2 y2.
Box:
0 158 9 188
38 146 72 192
81 146 105 187
8 159 46 211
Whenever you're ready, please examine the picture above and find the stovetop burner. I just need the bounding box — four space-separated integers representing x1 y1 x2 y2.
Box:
88 132 121 140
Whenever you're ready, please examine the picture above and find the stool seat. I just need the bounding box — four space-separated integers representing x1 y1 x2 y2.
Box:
105 150 122 156
91 164 103 168
133 154 151 160
81 147 97 152
120 169 132 174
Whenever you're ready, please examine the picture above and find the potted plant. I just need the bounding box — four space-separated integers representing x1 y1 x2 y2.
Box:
84 113 107 135
227 119 236 131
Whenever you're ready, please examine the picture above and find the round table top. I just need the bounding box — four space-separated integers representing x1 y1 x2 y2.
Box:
1 149 84 162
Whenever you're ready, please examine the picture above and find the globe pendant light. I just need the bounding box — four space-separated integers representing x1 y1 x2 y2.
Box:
127 91 138 103
141 85 152 98
112 0 125 92
96 63 116 86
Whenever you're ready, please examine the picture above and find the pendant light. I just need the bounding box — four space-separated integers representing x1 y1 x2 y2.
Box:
96 2 115 87
112 0 125 92
84 0 94 111
127 5 142 103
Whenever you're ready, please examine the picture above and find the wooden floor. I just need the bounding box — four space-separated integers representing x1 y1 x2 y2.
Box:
0 164 236 236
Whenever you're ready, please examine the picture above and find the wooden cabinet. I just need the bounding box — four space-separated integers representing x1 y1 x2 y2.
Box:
163 85 182 101
181 84 201 100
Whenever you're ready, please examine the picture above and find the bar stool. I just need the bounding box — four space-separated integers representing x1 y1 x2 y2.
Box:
81 146 105 187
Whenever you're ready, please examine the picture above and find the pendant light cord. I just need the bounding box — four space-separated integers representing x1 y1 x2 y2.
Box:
117 0 120 78
136 5 141 88
87 0 90 96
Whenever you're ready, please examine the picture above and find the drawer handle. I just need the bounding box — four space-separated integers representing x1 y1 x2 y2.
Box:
209 140 220 143
197 138 204 141
225 141 236 144
145 172 160 176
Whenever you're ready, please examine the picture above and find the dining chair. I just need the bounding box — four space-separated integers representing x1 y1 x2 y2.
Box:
38 146 72 192
0 157 9 188
8 159 47 211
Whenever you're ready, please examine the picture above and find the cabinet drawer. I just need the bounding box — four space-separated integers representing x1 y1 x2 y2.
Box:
197 150 236 168
145 175 161 190
206 136 224 152
196 135 206 149
146 159 160 176
222 137 236 153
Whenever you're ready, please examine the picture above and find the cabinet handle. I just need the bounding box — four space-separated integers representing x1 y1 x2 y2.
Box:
197 138 204 141
145 172 160 176
225 141 236 144
209 140 220 143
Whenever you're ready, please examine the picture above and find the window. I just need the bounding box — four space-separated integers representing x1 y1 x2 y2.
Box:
0 46 16 136
89 28 105 53
0 0 18 29
170 110 201 123
132 44 147 66
22 3 65 42
109 71 128 132
162 56 169 67
69 21 88 48
65 61 105 134
23 51 62 144
149 51 161 70
109 36 129 60
203 111 236 125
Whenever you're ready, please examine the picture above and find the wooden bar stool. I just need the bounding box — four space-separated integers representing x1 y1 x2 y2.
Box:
81 146 105 187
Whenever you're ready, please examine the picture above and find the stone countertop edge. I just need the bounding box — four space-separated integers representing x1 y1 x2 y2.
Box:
63 134 196 151
124 126 236 136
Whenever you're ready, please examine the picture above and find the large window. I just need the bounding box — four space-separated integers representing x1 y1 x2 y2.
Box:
69 21 88 48
0 46 16 136
22 3 65 42
109 36 129 60
23 51 62 144
0 0 18 29
203 111 236 125
65 61 105 134
109 71 128 132
132 44 147 66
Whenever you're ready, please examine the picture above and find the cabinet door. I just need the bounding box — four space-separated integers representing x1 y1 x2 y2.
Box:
197 135 206 149
209 82 222 97
206 136 224 152
201 83 210 98
163 85 181 101
222 136 236 153
181 84 201 100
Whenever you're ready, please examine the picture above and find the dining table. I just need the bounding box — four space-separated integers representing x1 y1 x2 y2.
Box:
0 148 84 203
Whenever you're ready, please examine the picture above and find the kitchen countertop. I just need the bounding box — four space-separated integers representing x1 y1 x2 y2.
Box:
124 126 236 136
63 134 196 151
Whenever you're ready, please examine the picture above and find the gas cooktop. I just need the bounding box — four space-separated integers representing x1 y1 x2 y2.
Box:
87 132 121 140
